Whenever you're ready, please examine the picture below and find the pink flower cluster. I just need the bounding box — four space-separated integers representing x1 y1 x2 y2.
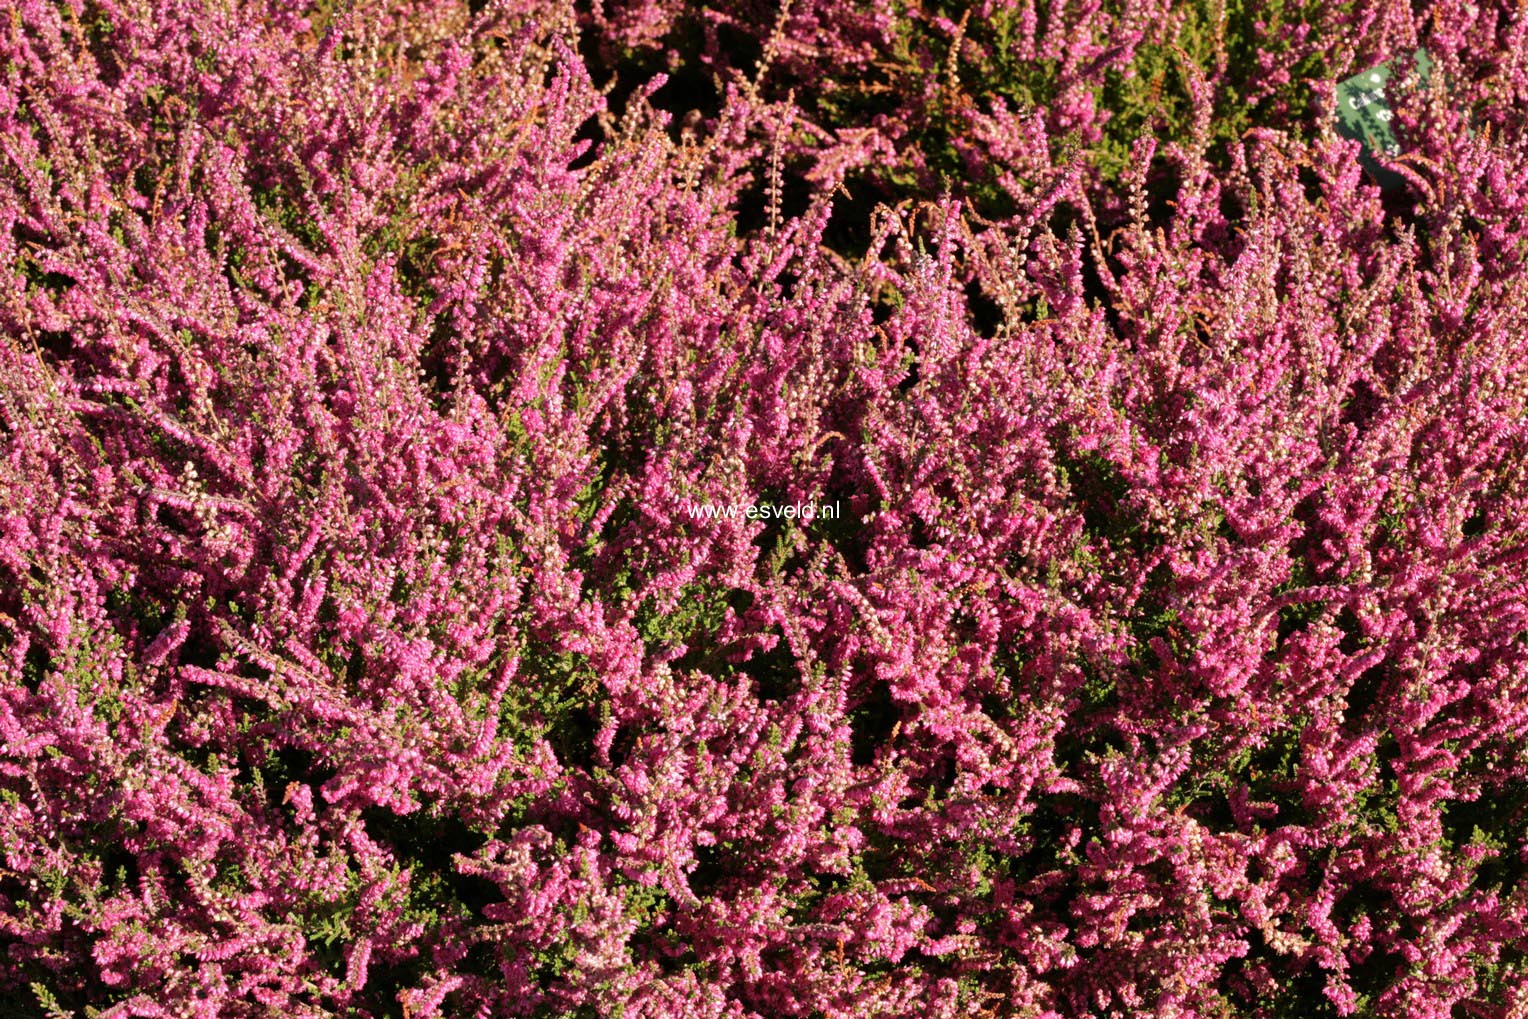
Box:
2 1 1527 1017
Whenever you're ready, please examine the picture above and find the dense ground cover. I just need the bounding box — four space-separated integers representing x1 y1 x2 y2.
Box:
2 1 1527 1016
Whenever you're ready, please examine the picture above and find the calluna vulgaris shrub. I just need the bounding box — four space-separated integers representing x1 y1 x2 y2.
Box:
3 0 1528 1017
580 0 1510 216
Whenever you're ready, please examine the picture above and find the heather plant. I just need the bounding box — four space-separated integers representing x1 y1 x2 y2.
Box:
576 0 1477 222
2 0 1528 1018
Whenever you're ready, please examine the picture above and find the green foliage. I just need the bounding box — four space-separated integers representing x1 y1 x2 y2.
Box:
509 643 605 761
